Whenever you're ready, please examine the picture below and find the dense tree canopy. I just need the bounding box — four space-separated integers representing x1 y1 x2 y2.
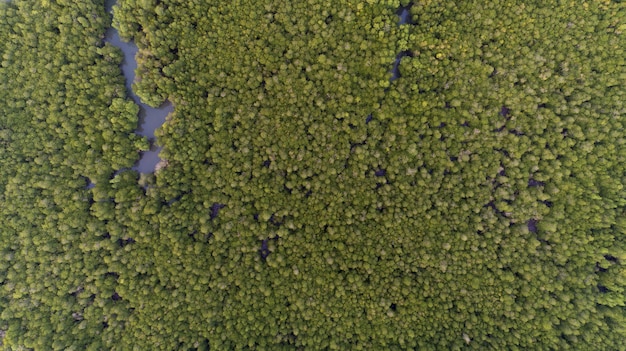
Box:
1 0 626 349
0 0 146 349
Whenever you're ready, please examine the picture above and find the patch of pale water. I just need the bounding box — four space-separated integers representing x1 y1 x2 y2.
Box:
104 0 172 173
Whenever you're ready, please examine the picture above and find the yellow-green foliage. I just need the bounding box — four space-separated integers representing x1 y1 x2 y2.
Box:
0 0 143 349
1 0 626 350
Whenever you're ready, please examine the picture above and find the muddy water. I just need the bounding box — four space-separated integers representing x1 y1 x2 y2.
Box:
104 0 172 173
391 6 413 82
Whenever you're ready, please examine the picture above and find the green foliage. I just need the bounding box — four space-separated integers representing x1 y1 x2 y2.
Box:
0 0 144 349
2 0 626 349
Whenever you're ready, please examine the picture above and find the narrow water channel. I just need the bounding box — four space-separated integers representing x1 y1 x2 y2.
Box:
104 0 172 173
367 3 413 125
391 4 413 82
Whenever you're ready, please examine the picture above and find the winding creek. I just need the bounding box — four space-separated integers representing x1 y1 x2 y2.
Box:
391 5 413 81
367 4 413 124
104 0 172 174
